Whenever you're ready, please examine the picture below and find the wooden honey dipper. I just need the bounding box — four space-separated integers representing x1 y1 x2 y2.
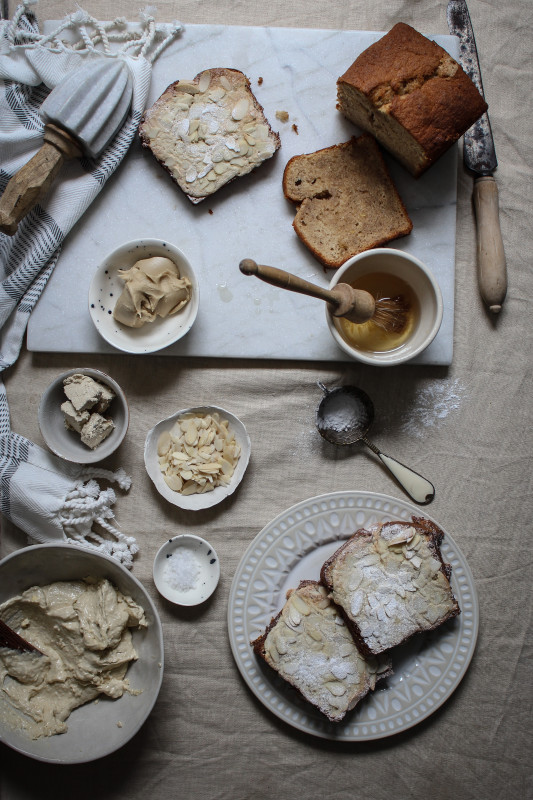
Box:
239 259 409 332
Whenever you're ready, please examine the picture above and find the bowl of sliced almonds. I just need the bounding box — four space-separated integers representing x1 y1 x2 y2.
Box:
144 406 251 510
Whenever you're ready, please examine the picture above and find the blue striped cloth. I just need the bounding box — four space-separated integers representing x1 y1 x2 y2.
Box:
0 5 181 566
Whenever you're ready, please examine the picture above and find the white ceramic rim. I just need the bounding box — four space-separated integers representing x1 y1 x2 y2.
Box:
326 248 444 366
144 405 251 510
0 543 164 763
88 238 199 354
228 490 478 741
37 367 129 464
153 534 221 606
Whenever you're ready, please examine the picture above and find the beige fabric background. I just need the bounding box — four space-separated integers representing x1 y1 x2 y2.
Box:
1 0 532 798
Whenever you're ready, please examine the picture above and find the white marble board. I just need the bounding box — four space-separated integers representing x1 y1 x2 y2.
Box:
27 24 458 364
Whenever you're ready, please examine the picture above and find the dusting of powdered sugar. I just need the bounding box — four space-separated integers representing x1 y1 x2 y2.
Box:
399 379 466 439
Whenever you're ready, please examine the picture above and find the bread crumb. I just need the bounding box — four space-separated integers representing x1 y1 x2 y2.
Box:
208 208 214 215
292 123 299 134
258 76 263 85
276 110 289 123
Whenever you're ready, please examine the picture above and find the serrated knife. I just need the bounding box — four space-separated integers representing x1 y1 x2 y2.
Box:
447 0 507 313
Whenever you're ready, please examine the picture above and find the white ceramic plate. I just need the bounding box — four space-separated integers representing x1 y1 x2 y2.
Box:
0 544 164 763
38 368 129 464
228 491 478 741
88 238 199 354
153 534 220 606
144 405 251 510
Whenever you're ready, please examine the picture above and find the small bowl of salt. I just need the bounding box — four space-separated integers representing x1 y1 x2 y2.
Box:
153 534 220 607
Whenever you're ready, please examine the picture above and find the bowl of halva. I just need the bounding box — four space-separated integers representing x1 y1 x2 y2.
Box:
89 238 199 354
38 368 129 464
0 543 164 764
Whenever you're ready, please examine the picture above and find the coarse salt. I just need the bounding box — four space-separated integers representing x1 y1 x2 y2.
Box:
163 547 201 592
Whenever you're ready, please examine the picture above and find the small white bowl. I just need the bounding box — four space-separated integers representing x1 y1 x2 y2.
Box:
0 543 164 764
144 405 251 511
153 534 220 606
89 238 199 354
326 248 443 366
38 368 129 464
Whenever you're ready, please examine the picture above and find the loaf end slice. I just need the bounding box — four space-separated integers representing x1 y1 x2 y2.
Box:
139 68 280 203
251 580 392 722
320 517 461 656
282 134 412 268
337 23 488 177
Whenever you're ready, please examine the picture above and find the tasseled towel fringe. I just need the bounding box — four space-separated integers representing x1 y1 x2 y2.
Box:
56 467 138 569
6 2 183 63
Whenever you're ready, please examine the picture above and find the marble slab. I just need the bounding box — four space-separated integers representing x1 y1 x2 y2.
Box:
27 24 458 364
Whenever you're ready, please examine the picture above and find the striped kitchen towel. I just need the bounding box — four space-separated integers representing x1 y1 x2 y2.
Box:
0 3 182 566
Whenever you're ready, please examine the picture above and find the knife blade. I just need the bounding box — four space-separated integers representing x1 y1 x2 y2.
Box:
447 0 507 313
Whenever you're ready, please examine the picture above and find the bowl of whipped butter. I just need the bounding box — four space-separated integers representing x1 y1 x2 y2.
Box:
89 238 199 354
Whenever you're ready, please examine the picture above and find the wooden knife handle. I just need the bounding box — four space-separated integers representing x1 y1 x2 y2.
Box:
472 176 507 314
0 124 82 236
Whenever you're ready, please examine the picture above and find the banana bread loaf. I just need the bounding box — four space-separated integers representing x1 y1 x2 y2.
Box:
337 23 488 177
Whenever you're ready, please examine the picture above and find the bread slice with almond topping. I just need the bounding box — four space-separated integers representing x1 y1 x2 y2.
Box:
320 517 460 656
139 68 280 204
251 580 391 722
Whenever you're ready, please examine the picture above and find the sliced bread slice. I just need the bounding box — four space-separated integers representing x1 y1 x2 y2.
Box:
320 517 460 656
251 580 391 722
139 68 280 204
282 134 412 268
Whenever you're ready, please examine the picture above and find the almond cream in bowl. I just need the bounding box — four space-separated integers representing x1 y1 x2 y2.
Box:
89 238 199 354
326 248 443 366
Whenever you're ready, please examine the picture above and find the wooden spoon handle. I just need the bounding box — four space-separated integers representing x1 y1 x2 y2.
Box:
239 259 339 306
0 123 82 236
472 176 507 314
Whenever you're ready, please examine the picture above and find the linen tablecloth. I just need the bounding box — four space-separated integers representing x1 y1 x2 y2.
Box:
1 1 532 798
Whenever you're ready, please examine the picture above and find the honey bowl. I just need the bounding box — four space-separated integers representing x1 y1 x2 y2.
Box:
326 248 443 366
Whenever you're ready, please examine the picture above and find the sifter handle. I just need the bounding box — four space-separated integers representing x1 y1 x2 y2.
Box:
0 124 82 236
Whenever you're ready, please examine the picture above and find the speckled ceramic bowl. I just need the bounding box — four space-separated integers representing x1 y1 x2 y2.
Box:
38 368 129 464
88 238 199 354
153 534 220 606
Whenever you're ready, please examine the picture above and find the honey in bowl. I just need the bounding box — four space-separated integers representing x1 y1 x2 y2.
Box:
336 272 419 353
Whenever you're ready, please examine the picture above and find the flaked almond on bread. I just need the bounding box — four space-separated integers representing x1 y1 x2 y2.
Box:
139 68 280 204
320 517 460 656
282 134 412 269
337 22 488 177
251 580 391 722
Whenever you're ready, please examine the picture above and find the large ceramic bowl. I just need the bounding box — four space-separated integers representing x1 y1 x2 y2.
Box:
326 248 443 366
38 368 129 464
144 405 251 511
89 238 199 354
0 544 164 764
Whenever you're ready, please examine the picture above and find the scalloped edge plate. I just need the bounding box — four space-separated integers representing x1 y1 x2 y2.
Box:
228 491 478 741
